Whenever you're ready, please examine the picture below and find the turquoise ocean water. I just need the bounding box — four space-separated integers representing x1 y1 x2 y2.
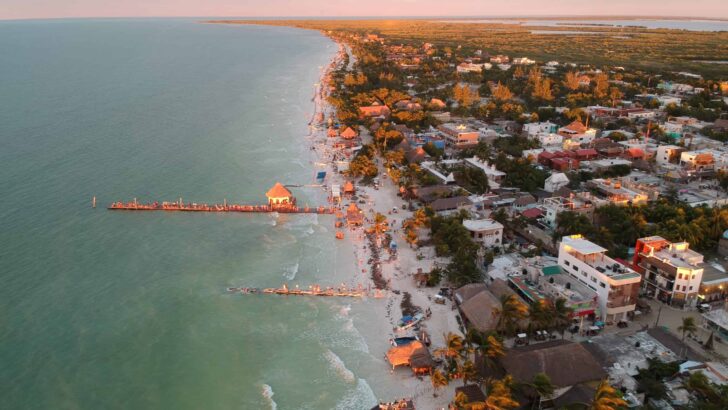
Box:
0 19 378 409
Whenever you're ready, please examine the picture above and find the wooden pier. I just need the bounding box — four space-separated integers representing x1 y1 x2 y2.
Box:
226 284 383 298
106 182 337 215
108 200 336 214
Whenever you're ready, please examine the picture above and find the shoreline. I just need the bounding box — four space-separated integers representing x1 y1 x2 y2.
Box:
302 32 461 408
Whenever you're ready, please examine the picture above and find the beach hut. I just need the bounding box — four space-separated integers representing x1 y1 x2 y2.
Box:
266 182 294 206
346 202 364 226
340 126 358 139
343 181 356 196
385 341 434 374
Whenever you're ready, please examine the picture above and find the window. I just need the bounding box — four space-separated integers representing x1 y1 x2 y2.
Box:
689 286 693 291
692 274 696 280
591 277 597 283
565 260 570 266
682 285 687 291
678 273 682 280
600 282 606 288
572 265 578 272
583 271 587 277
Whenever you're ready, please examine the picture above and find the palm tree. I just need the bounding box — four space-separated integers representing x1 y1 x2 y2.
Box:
460 360 478 386
431 369 449 397
453 390 470 409
436 332 465 360
553 298 574 339
590 379 627 410
494 295 529 336
481 377 520 410
678 317 697 342
528 301 553 332
521 373 555 409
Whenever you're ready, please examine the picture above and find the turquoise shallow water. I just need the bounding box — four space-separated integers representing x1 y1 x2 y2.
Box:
0 19 377 409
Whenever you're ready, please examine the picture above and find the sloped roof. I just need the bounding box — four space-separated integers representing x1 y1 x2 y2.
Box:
431 196 471 212
459 289 501 333
266 182 292 198
386 341 433 369
521 207 544 219
563 121 587 134
455 385 487 403
500 340 606 387
341 127 358 139
454 283 488 304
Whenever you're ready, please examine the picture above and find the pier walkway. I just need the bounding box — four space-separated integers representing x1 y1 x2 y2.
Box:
108 200 337 214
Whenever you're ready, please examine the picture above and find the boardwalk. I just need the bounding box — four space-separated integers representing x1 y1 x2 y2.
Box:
108 200 337 214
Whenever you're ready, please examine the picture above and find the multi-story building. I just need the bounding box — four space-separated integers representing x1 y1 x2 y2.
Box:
558 235 642 322
655 145 683 166
437 123 479 148
633 236 705 307
463 219 504 248
585 178 657 205
541 196 594 229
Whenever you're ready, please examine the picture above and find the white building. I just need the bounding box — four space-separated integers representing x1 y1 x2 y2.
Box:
544 173 570 192
464 157 506 187
512 57 536 65
656 145 682 166
537 133 563 147
524 121 558 136
558 235 642 322
456 62 492 73
463 219 504 248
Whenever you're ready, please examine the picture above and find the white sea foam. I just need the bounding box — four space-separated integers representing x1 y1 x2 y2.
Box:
334 378 378 410
283 262 299 280
260 383 277 410
323 349 355 384
338 304 351 317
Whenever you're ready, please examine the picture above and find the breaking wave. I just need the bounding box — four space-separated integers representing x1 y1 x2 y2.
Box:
323 349 355 384
334 379 378 410
261 383 277 410
283 262 299 280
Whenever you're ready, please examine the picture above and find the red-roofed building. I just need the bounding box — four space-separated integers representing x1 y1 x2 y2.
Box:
551 157 580 172
538 151 558 166
575 149 599 160
340 127 358 139
623 147 645 160
359 103 391 118
521 208 544 219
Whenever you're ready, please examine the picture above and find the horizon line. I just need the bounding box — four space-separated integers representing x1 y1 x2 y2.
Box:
3 14 728 23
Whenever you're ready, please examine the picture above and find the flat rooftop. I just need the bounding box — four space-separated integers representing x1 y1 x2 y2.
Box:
562 236 641 280
463 219 503 232
563 237 607 255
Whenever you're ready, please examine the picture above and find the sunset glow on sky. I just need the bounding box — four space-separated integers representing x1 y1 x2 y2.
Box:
1 0 727 20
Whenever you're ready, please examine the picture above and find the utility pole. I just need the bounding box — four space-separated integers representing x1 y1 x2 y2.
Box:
654 303 663 328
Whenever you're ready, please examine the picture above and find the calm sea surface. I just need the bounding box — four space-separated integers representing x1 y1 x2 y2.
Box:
0 19 378 409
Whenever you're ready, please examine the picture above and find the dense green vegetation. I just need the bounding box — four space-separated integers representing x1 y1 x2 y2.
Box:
555 201 728 258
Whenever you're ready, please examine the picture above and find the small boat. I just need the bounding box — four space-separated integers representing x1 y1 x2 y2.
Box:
397 313 425 331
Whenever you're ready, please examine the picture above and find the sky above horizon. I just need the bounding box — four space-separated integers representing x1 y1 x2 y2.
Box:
1 0 727 20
